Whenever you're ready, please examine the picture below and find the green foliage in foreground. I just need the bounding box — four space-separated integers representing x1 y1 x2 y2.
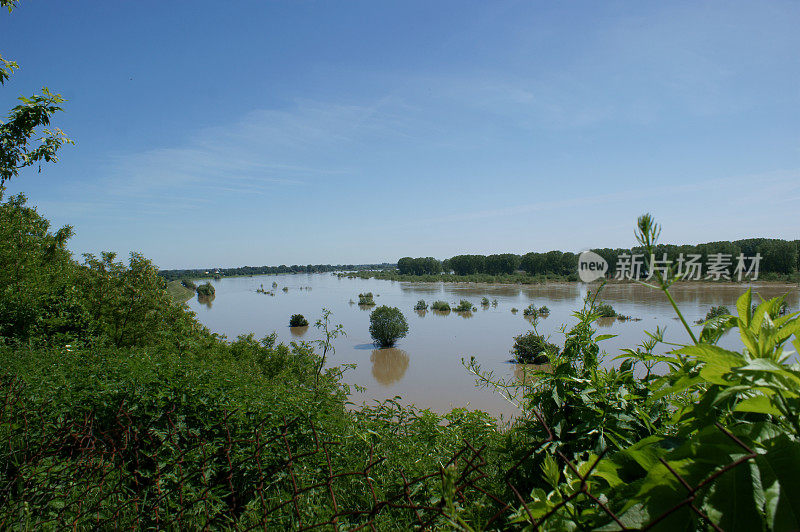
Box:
369 305 409 347
3 189 800 530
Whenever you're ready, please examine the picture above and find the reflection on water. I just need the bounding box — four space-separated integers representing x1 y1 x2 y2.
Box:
290 325 309 337
431 309 451 317
370 348 410 386
415 309 427 318
456 310 474 319
197 293 215 308
596 317 616 328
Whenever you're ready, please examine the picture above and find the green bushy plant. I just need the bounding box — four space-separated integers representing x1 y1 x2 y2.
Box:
358 292 375 305
594 301 616 317
455 300 474 312
369 306 408 347
196 281 215 296
413 299 428 311
523 304 539 318
289 314 308 327
511 330 559 364
431 300 450 311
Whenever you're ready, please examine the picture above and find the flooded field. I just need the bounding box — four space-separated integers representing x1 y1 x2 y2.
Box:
187 274 799 420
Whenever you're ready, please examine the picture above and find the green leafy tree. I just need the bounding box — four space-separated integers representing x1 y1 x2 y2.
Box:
0 192 85 342
1 2 73 188
369 306 408 347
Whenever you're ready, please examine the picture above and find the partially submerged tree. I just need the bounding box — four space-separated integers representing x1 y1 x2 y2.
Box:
369 306 408 347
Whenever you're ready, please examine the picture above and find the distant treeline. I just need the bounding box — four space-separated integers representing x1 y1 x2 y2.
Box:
397 238 800 279
159 263 395 282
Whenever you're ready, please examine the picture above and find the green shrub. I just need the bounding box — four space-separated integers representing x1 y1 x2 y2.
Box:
455 300 474 312
481 297 490 306
358 292 375 305
511 307 518 313
289 314 309 327
181 278 197 290
523 304 539 318
196 282 215 296
369 306 409 347
413 299 428 311
594 301 616 317
511 330 559 364
431 300 450 311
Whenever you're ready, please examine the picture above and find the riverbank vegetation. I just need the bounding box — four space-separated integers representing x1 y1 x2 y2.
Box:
348 239 800 286
166 279 195 303
2 14 799 524
3 192 800 528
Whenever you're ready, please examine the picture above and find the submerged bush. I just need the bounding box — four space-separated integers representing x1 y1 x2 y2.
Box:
594 301 616 317
369 305 409 347
481 297 490 306
523 304 539 318
196 282 215 296
455 300 475 312
358 292 375 305
289 314 309 327
431 301 451 311
413 299 428 311
511 330 559 364
705 305 730 321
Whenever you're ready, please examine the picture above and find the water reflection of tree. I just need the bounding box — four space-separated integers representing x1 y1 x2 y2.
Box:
197 293 215 308
290 325 309 337
415 309 427 318
370 348 410 386
596 317 616 328
456 310 474 319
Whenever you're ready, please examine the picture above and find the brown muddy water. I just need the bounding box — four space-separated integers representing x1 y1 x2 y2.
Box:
186 274 799 421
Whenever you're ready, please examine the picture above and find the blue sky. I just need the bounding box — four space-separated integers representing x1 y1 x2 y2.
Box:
2 1 798 268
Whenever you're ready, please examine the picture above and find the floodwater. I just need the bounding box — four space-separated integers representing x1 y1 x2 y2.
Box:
186 274 799 420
